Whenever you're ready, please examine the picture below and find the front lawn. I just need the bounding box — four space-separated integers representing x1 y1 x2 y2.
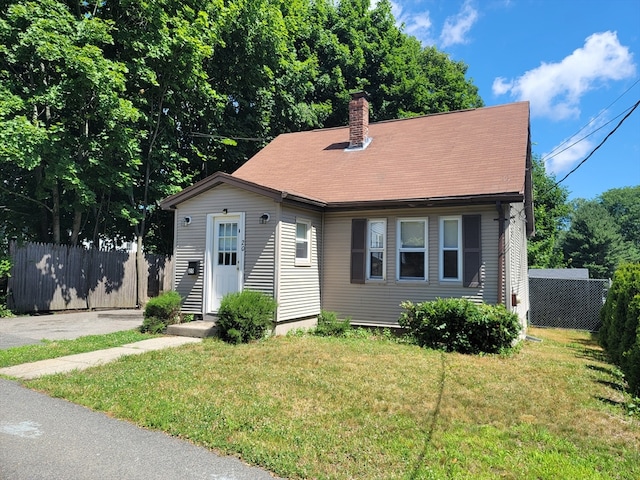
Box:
26 328 639 479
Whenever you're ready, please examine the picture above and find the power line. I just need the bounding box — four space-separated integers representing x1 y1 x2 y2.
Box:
541 105 634 164
542 77 640 163
190 132 268 142
554 99 640 187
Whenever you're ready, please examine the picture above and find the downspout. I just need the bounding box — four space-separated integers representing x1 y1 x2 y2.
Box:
320 211 325 310
496 201 505 306
273 201 282 325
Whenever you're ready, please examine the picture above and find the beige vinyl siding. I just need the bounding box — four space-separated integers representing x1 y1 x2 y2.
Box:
322 206 500 326
172 184 278 314
507 202 530 327
277 206 322 322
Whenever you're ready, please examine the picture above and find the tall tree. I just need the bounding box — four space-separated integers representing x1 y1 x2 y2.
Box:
600 186 640 250
527 155 571 268
0 0 139 245
561 199 640 278
1 0 485 262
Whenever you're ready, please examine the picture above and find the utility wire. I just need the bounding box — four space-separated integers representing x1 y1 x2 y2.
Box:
190 132 268 142
542 77 640 162
542 105 634 164
553 99 640 187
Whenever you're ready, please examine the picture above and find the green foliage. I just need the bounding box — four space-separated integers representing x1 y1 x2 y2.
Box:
0 0 140 245
562 200 640 278
216 290 277 344
140 290 183 333
0 256 11 278
0 0 483 252
399 298 521 354
0 254 12 317
599 186 640 251
313 310 352 337
599 263 640 396
528 155 570 268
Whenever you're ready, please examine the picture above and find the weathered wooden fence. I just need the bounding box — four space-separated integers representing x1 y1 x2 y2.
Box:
7 242 173 313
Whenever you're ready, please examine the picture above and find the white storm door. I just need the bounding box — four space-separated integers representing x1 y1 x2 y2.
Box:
210 215 244 312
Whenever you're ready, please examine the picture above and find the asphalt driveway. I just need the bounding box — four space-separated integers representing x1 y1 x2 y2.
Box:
0 310 143 349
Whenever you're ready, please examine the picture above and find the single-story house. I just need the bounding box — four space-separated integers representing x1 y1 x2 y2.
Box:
160 94 534 334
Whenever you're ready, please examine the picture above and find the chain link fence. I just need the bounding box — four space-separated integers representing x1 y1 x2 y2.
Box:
529 277 610 332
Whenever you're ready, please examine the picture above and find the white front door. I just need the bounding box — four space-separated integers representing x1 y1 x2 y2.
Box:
207 214 244 312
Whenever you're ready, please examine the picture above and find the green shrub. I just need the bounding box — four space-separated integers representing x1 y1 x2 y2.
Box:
313 310 352 337
600 263 640 396
0 255 13 318
140 316 167 334
0 297 13 318
140 291 183 333
398 298 521 354
217 290 277 344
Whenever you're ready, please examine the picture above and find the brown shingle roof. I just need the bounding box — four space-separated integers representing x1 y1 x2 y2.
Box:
232 102 530 205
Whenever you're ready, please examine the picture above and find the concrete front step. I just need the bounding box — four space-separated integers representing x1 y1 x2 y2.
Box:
166 321 218 338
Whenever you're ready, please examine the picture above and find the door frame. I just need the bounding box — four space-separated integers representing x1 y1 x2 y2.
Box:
204 212 245 313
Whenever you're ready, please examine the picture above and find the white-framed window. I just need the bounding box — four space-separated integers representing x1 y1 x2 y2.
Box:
397 218 428 281
439 216 462 281
295 219 311 266
367 219 386 280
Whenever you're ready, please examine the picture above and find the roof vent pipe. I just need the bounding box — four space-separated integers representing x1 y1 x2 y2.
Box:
348 92 371 150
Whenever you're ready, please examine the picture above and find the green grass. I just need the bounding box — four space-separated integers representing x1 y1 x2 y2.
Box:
0 330 158 368
26 328 639 479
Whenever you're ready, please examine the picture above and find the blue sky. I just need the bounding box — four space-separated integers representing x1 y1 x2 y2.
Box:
387 0 640 200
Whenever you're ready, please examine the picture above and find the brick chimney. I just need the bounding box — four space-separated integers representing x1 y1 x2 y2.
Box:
348 92 370 149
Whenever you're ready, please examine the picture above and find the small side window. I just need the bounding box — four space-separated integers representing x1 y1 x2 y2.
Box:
439 216 462 281
367 219 386 280
295 219 311 266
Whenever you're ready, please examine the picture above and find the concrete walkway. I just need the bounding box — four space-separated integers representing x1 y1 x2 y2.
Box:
0 336 202 379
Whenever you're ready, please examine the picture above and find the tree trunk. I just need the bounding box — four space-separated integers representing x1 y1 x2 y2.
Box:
136 236 146 307
52 181 61 244
70 208 82 246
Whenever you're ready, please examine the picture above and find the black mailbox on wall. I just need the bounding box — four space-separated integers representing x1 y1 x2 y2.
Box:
187 261 200 275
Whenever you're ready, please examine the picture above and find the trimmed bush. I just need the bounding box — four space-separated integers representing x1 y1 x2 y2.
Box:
140 316 167 334
398 298 521 354
140 291 182 333
313 310 352 337
600 263 640 396
217 290 277 344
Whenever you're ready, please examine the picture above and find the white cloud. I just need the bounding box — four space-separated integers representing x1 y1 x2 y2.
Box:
440 0 479 48
390 1 434 44
405 13 432 36
493 31 636 120
492 77 512 96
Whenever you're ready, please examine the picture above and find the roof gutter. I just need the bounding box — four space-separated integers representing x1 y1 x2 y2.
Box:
326 192 524 211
